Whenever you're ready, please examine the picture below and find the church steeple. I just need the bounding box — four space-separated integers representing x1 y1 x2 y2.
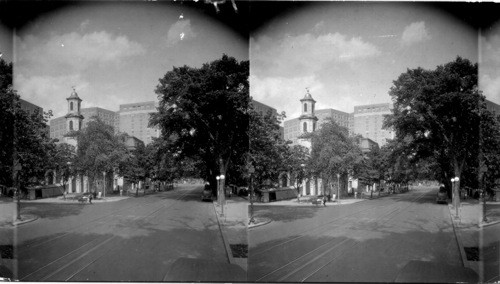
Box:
64 87 84 135
299 88 318 133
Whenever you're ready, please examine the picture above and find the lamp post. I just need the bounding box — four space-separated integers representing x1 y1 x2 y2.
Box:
216 175 225 216
216 175 221 205
248 165 255 225
103 171 107 199
337 173 340 204
65 161 72 199
300 164 305 203
451 177 459 217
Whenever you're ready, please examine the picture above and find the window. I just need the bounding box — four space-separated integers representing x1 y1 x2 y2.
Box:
69 121 73 131
303 122 307 132
70 102 73 111
304 103 307 113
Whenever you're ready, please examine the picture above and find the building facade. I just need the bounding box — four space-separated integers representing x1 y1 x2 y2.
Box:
50 107 117 141
283 101 349 146
486 99 500 116
117 101 160 145
352 103 394 147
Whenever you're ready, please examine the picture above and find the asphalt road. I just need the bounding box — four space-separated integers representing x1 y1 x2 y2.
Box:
248 186 464 282
2 184 234 281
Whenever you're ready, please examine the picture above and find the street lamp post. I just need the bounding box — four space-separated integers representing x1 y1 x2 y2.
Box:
337 173 340 204
299 164 305 203
216 176 221 206
248 165 255 225
103 171 107 199
451 177 459 218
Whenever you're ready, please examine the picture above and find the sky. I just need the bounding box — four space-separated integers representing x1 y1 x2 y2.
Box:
1 2 499 122
2 1 248 118
249 2 499 121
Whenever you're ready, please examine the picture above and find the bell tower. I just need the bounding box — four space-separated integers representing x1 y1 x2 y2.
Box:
299 88 318 135
63 87 84 147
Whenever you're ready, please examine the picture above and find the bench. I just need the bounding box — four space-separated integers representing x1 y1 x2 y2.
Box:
77 195 90 204
311 198 324 206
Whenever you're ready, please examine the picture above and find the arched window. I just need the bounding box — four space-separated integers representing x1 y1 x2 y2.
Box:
303 122 307 132
79 121 82 130
304 103 307 113
70 102 73 111
69 120 73 131
313 122 316 131
312 104 314 113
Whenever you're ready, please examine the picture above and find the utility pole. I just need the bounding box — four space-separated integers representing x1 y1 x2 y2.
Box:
12 94 21 221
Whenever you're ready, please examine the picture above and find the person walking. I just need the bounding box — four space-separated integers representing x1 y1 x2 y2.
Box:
88 193 93 204
322 195 327 206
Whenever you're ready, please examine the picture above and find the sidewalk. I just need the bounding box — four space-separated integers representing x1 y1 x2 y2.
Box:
212 196 248 273
252 196 366 207
0 195 129 227
448 198 500 282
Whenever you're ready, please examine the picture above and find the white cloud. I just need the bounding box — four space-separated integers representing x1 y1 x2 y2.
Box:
15 73 90 117
482 34 500 64
480 74 500 104
251 32 380 77
401 21 431 46
17 31 145 72
166 20 197 46
250 75 322 119
79 19 90 31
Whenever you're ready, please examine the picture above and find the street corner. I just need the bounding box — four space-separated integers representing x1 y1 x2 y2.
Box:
479 219 500 228
248 217 272 229
13 214 38 226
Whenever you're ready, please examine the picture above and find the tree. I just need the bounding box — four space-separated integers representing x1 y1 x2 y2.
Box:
0 57 56 219
282 144 309 202
309 117 364 197
74 117 128 194
385 56 481 208
151 55 249 196
248 107 289 190
357 143 384 189
479 107 500 195
50 143 76 198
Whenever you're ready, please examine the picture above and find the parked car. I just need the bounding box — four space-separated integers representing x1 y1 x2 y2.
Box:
436 186 447 204
201 190 213 201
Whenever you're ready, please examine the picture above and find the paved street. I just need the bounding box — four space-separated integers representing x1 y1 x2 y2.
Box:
248 187 470 282
0 184 243 281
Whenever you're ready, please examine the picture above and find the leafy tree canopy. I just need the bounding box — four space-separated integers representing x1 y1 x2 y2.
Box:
151 55 249 192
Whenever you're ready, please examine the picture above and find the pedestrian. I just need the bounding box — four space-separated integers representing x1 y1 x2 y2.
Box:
88 193 93 204
322 195 327 206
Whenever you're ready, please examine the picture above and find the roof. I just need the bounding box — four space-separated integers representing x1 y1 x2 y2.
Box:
300 89 316 103
66 89 82 101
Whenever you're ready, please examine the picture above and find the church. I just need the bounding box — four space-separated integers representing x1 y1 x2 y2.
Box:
54 88 114 195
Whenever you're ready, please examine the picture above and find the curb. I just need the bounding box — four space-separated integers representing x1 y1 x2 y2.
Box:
12 214 38 226
479 219 500 228
212 201 235 266
447 204 471 270
248 217 272 229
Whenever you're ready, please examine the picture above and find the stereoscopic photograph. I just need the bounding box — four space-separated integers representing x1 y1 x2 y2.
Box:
0 1 499 283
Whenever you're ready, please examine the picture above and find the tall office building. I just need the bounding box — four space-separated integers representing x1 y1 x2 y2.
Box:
284 108 349 146
117 101 160 145
19 98 43 116
486 99 500 116
352 103 394 147
50 107 116 141
251 99 278 117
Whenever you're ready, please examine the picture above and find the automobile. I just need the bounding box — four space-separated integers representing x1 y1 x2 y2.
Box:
201 190 213 201
436 186 448 204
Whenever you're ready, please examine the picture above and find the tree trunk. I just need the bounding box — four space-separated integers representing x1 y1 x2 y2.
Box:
452 157 463 215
